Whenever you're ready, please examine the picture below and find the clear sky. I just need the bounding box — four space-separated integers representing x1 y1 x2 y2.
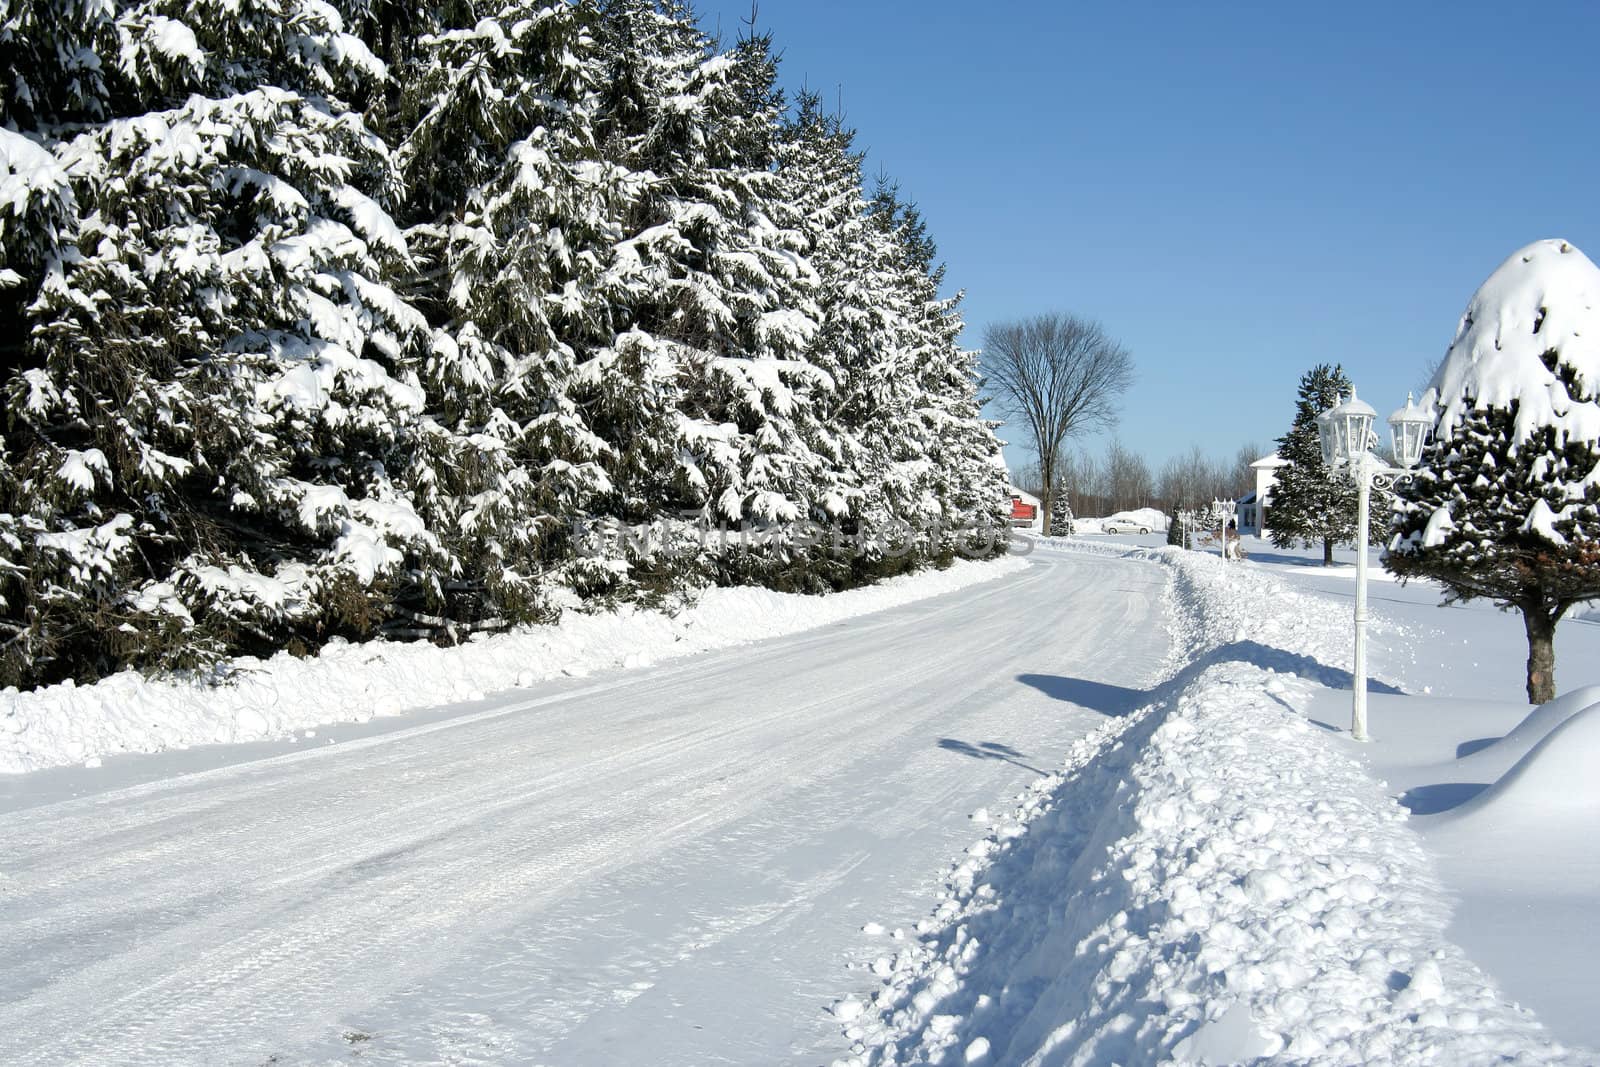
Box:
691 0 1600 476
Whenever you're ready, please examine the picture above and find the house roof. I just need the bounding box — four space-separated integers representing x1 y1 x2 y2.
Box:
1250 452 1288 469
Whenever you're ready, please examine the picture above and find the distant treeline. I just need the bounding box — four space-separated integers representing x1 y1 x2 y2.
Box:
1018 441 1263 517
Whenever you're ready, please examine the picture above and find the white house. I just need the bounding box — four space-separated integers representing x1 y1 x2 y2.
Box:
1236 453 1288 535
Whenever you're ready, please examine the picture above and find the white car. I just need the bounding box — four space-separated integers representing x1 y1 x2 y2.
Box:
1101 517 1153 534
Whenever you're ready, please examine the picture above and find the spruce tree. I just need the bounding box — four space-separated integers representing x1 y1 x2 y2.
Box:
1049 492 1075 537
0 0 1020 688
1166 507 1186 547
1269 364 1368 564
393 0 629 624
591 4 833 581
858 177 1006 568
1390 240 1600 703
0 0 434 684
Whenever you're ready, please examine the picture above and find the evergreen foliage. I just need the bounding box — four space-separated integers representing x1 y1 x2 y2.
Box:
1165 508 1186 548
1389 240 1600 703
0 0 1007 688
1268 364 1387 565
1048 489 1074 537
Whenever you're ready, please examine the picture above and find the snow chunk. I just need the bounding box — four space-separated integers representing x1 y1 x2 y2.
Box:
35 515 135 583
1420 505 1455 548
333 186 411 263
1522 498 1568 545
0 127 73 227
1425 239 1600 450
55 449 111 493
144 16 205 72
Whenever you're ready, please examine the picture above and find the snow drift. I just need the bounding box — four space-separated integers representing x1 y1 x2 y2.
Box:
1447 703 1600 833
1459 684 1600 772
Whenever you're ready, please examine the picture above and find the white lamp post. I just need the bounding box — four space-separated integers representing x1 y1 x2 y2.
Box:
1317 389 1433 741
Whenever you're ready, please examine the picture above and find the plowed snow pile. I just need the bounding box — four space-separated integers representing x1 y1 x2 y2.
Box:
836 543 1588 1066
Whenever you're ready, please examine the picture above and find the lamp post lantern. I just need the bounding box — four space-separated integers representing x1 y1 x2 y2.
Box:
1317 388 1434 741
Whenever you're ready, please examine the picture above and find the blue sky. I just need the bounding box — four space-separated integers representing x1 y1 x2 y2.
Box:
692 0 1600 476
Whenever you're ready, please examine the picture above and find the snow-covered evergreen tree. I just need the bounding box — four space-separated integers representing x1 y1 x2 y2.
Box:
0 0 433 684
773 92 875 585
0 0 1015 687
1268 363 1386 564
1166 507 1186 547
1049 491 1075 537
846 177 1006 571
590 5 835 583
391 1 633 624
1389 239 1600 703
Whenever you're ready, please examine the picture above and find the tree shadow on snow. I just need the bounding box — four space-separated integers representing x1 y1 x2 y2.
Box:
937 738 1047 776
1261 552 1353 569
1188 641 1405 696
1398 781 1488 815
1019 641 1402 727
1017 675 1146 717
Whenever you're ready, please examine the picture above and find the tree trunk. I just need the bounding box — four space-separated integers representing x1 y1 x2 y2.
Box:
1038 458 1054 537
1323 537 1334 566
1522 606 1558 705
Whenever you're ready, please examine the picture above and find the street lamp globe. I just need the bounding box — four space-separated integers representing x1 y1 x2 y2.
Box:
1387 392 1433 470
1315 405 1338 467
1319 390 1378 469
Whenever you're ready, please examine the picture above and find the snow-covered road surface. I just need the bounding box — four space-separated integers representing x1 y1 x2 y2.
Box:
0 550 1169 1066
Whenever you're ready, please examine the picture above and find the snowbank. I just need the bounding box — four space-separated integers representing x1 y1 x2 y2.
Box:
0 557 1029 774
839 544 1583 1065
1447 704 1600 834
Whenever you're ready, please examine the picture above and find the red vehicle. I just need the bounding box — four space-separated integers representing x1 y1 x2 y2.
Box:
1009 496 1037 525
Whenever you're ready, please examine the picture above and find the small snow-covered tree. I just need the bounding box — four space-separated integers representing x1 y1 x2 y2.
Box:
1269 363 1386 564
1389 239 1600 704
1049 492 1074 537
1166 507 1186 548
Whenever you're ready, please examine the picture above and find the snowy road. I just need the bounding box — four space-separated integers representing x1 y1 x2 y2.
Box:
0 550 1169 1066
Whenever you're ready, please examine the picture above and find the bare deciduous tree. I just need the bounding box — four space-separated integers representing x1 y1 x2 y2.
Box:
1230 442 1263 500
1158 446 1224 512
1103 438 1153 515
981 313 1134 529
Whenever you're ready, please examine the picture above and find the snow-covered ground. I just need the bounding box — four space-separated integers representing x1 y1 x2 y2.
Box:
0 550 1172 1065
840 532 1599 1065
4 534 1596 1065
